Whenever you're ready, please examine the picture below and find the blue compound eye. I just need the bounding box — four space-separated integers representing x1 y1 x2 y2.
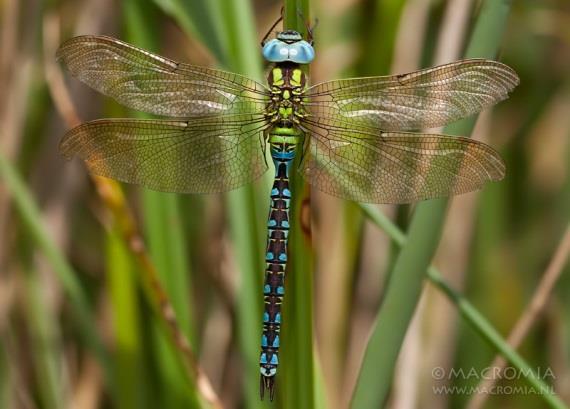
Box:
262 39 288 62
262 39 315 64
289 41 315 64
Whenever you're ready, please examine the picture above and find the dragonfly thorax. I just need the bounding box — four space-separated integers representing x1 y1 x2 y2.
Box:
266 65 308 128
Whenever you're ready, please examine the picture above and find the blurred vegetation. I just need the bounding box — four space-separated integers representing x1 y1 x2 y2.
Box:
0 0 569 408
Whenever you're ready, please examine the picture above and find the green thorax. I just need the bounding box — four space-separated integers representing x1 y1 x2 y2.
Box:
266 63 308 146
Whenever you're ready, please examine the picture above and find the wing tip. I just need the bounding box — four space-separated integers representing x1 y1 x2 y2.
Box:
488 156 507 182
454 58 520 95
487 60 520 94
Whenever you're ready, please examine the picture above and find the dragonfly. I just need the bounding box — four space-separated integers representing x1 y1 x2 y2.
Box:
57 23 518 400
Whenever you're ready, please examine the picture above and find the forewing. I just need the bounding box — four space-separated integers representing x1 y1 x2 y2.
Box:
56 35 269 117
301 119 505 203
306 59 519 131
60 115 269 193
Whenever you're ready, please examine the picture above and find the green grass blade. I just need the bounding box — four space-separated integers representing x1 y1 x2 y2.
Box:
24 267 65 409
227 185 267 409
219 0 262 77
352 199 448 408
356 0 407 76
142 195 198 408
351 1 515 407
107 229 147 409
142 194 194 339
430 271 567 409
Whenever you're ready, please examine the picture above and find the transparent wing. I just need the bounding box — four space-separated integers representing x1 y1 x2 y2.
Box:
56 35 269 117
306 59 519 131
60 115 269 193
301 118 505 203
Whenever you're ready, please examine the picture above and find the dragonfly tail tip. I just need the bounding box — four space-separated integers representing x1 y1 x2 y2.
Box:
260 375 275 401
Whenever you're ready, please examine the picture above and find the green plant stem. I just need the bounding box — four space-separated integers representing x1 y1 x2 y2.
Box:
279 2 322 409
359 204 568 409
351 1 516 408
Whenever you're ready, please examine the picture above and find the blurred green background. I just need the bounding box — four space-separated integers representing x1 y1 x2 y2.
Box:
0 0 568 408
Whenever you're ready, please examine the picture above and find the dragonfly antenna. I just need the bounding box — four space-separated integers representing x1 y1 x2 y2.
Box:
261 8 284 46
296 8 318 44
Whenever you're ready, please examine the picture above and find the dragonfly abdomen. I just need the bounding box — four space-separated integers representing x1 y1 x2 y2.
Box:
259 129 302 400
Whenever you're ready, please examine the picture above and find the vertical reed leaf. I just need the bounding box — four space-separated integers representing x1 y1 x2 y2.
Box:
107 230 146 409
123 0 199 407
24 267 65 409
357 0 407 76
352 1 514 407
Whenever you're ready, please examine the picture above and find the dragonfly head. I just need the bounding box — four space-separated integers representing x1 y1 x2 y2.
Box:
262 30 315 64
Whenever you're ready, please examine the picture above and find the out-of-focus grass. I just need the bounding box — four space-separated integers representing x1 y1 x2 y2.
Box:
24 265 65 409
0 150 113 386
360 204 568 409
0 0 569 408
